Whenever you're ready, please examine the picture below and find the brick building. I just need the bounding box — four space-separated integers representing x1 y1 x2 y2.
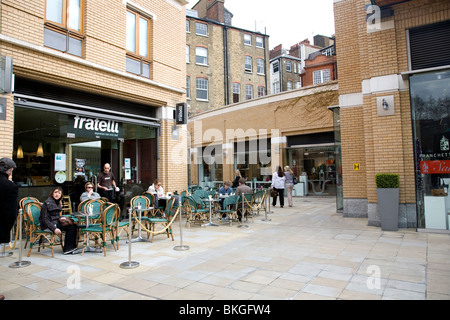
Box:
0 0 188 208
186 0 270 115
334 0 450 230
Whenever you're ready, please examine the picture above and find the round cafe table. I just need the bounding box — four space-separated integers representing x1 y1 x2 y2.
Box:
202 197 219 227
71 211 102 253
131 207 153 243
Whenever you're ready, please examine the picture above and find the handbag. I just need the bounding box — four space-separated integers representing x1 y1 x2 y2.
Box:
270 188 278 197
293 175 298 185
59 216 75 226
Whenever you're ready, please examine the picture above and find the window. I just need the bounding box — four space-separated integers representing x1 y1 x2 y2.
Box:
244 34 252 46
286 61 292 72
245 84 253 100
196 47 208 65
186 20 190 33
44 0 84 57
287 81 293 91
293 62 297 74
257 58 265 75
126 9 151 78
313 69 331 84
186 76 190 99
196 22 207 36
296 80 302 89
273 61 279 73
258 86 265 97
256 36 264 48
233 83 240 103
245 56 253 73
196 78 208 101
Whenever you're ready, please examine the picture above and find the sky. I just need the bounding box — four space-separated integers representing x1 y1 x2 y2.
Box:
186 0 336 49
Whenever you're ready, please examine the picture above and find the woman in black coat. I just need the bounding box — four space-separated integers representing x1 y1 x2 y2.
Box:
40 187 78 254
0 158 18 245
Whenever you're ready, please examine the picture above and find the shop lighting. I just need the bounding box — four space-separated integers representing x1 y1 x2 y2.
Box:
36 142 44 157
17 145 23 159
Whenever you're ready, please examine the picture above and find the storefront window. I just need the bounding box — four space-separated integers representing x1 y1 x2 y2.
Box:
234 139 271 189
198 144 223 188
283 144 337 196
411 69 450 230
13 106 157 204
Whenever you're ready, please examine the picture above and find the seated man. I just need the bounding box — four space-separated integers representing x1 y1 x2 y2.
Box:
218 180 232 210
235 178 252 222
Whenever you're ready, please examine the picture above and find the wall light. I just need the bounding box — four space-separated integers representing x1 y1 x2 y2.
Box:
382 99 389 110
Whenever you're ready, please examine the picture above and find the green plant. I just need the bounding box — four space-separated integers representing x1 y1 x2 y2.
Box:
375 173 400 188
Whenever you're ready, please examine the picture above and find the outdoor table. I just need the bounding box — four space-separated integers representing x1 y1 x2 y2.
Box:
202 197 220 227
71 211 102 253
131 207 153 243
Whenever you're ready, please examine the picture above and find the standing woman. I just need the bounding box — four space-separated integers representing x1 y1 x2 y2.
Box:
231 170 241 189
271 166 286 207
284 166 294 207
40 187 78 255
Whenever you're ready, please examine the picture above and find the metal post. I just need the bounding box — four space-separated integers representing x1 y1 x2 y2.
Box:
10 209 31 268
174 207 189 251
262 189 271 222
120 208 139 269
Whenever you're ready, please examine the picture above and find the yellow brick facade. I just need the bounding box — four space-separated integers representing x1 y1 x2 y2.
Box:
334 0 450 226
0 0 188 192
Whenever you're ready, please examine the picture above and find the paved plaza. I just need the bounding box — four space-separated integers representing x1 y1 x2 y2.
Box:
1 196 449 301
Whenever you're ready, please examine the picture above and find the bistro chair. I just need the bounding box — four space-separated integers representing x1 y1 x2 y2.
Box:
130 196 151 235
194 189 209 199
184 196 208 228
216 195 239 226
251 190 267 215
238 193 255 223
80 203 118 256
147 197 176 243
19 196 40 249
25 202 61 258
110 204 128 249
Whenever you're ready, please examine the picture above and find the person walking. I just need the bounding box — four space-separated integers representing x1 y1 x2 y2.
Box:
40 187 78 255
284 166 294 207
0 158 18 300
271 165 286 207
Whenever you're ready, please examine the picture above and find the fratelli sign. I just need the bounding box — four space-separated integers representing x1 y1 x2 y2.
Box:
68 115 123 140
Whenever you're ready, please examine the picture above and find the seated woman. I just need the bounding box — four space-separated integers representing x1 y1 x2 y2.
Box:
80 182 101 202
39 187 78 255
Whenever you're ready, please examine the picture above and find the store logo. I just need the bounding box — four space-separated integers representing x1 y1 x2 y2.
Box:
440 136 449 151
73 115 119 133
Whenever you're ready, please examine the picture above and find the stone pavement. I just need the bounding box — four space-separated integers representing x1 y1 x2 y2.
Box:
1 196 449 300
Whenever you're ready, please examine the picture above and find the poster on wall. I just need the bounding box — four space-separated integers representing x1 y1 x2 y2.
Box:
75 158 86 176
55 153 66 171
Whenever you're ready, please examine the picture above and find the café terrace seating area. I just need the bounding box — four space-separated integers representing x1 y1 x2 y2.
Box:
15 185 270 258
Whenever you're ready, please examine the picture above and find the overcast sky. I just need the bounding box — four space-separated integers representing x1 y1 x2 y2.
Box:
186 0 336 49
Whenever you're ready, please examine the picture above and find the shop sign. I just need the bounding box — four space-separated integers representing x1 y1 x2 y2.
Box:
420 160 450 174
68 115 123 140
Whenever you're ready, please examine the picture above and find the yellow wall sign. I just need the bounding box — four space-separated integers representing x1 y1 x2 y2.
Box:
353 163 361 171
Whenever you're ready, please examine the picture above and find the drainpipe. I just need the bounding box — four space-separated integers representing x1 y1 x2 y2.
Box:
223 25 230 105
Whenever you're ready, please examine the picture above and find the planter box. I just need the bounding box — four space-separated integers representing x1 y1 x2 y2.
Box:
377 188 399 231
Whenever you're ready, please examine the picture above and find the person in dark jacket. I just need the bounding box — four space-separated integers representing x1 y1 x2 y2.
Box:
40 187 78 254
0 158 18 301
0 158 18 245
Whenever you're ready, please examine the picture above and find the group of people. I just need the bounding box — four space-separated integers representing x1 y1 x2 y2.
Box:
229 167 296 208
271 165 296 208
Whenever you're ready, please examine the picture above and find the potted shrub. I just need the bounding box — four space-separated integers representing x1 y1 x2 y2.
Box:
376 173 400 231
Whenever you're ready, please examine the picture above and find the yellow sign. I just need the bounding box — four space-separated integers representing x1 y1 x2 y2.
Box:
353 163 361 171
